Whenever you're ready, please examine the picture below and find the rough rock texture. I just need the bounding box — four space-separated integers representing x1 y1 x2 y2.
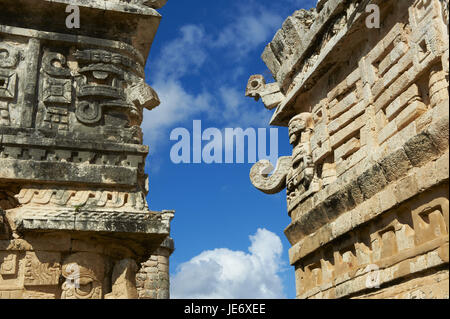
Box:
0 0 174 299
248 0 449 299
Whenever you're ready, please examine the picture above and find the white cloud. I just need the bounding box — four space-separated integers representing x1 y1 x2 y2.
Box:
142 80 212 150
212 8 283 57
142 24 212 151
171 228 286 299
142 4 283 156
153 24 208 82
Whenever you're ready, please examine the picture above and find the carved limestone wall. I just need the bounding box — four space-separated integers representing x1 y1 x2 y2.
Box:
248 0 449 299
0 0 174 299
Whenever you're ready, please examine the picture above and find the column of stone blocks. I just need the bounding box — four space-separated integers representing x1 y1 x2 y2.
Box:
136 238 174 299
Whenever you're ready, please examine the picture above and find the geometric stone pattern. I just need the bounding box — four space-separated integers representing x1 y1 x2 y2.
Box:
248 0 449 299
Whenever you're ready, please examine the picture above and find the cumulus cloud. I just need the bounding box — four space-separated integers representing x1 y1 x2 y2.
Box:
171 228 286 299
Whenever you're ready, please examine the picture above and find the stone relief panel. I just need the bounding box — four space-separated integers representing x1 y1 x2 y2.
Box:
0 248 145 299
23 251 61 287
73 48 158 128
313 66 367 183
0 36 160 143
61 252 105 299
0 252 17 276
16 186 148 212
0 42 21 127
37 50 73 131
0 145 145 168
136 239 173 299
0 251 23 298
365 0 449 151
294 186 449 298
250 113 320 207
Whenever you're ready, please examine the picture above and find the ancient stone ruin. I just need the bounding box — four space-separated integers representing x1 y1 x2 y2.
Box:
248 0 449 298
0 0 174 299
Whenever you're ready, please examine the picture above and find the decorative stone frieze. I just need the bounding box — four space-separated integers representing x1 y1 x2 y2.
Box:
0 0 174 299
248 0 449 299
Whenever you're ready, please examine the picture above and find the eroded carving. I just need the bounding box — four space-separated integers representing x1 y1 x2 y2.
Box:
61 252 104 299
0 43 20 69
0 252 17 275
16 186 148 212
24 252 61 286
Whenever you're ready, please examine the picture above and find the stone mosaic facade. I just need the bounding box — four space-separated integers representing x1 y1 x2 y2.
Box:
0 0 174 299
248 0 449 299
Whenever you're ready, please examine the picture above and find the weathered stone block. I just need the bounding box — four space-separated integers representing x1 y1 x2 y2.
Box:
404 132 440 167
379 148 412 183
357 164 388 200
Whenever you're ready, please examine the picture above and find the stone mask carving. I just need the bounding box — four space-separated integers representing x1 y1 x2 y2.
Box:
250 112 315 201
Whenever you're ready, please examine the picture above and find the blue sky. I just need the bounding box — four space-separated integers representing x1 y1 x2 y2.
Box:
142 0 316 299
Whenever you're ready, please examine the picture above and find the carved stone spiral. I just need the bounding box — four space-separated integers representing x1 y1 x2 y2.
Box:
249 156 292 194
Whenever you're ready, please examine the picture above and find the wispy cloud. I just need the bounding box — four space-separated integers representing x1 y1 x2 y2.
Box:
142 2 288 161
153 25 208 82
212 7 283 57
